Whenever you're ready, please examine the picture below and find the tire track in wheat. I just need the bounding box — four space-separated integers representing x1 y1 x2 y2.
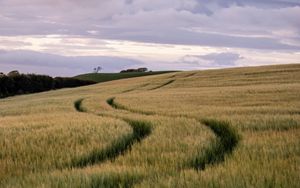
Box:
107 97 240 171
72 98 152 168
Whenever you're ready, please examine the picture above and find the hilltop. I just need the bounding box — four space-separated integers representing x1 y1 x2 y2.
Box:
74 71 176 83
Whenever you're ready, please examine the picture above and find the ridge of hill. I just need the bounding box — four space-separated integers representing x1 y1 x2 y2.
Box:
74 71 177 83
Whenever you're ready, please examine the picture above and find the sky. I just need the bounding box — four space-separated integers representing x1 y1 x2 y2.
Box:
0 0 299 76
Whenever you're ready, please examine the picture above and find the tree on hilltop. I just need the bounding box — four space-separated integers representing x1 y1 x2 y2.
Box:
93 66 102 73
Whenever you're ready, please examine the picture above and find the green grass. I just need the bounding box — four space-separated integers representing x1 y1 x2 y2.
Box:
106 97 156 115
190 119 240 170
74 98 85 112
75 71 176 83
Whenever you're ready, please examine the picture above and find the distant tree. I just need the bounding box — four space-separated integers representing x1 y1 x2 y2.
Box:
7 70 20 77
137 67 148 72
120 67 148 73
93 66 102 73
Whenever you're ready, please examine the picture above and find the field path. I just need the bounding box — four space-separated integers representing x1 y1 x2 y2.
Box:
72 98 152 168
149 79 175 90
107 97 240 170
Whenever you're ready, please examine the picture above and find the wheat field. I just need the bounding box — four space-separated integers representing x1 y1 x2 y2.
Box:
0 64 299 187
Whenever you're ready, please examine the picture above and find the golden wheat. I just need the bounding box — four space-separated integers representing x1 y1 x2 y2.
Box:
0 64 299 187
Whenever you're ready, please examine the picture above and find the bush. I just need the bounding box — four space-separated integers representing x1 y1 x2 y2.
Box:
0 73 96 98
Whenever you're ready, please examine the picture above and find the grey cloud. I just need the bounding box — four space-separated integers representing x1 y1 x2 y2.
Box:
219 0 300 8
188 0 299 15
100 28 300 50
0 50 144 76
199 52 243 66
0 0 300 50
181 52 244 67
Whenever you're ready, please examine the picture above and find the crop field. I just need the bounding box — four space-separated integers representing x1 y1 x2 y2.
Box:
0 64 299 187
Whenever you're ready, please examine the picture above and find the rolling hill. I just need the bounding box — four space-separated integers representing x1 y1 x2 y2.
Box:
74 71 176 83
0 64 299 187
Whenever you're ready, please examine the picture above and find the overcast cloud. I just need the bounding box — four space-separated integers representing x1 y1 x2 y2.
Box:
181 52 244 67
0 0 299 75
0 50 143 76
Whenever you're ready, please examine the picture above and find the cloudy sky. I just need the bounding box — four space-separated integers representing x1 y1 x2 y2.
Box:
0 0 299 76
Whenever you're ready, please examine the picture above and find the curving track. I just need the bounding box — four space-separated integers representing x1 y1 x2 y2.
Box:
149 79 175 90
68 95 240 187
72 98 152 168
106 97 240 170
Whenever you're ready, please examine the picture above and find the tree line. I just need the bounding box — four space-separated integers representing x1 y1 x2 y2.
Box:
120 67 148 73
0 73 96 98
